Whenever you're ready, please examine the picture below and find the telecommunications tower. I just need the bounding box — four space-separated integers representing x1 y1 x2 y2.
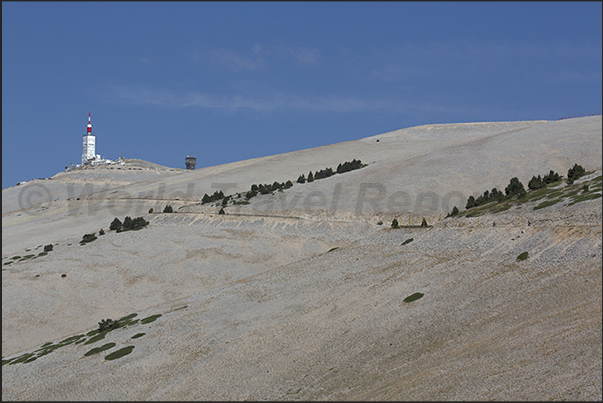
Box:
82 113 96 165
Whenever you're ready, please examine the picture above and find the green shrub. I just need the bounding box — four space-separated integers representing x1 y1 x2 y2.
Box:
104 346 134 361
80 233 97 245
140 314 162 324
391 218 399 228
401 238 414 245
218 207 225 214
118 313 138 322
99 229 105 236
131 333 146 339
43 244 53 252
403 292 424 303
84 342 116 357
517 251 529 261
98 318 119 331
84 332 107 345
163 204 173 213
420 217 429 227
148 208 154 213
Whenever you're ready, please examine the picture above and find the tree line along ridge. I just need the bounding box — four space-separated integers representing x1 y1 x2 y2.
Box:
448 163 588 217
197 159 366 207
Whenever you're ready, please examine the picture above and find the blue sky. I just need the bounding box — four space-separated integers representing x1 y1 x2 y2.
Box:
2 1 602 189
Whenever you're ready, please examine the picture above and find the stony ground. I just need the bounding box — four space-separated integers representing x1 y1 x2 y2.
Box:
2 116 601 400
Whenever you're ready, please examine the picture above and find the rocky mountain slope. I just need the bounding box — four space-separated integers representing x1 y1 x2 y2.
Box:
2 116 601 400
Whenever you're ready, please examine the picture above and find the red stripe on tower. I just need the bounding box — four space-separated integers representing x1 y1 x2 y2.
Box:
87 112 92 134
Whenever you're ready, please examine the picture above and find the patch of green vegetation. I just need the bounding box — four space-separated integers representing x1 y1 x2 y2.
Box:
327 247 339 252
568 192 602 206
131 333 146 339
403 292 424 303
564 189 581 197
517 252 529 261
140 314 162 324
86 329 100 337
4 261 13 265
7 353 35 365
84 332 108 345
491 204 512 213
11 256 22 260
401 238 414 245
118 313 138 321
104 346 134 361
37 252 48 257
533 199 561 210
84 342 116 357
61 335 85 344
120 319 140 327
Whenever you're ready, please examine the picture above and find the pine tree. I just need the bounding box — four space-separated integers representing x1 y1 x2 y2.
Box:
123 216 133 229
528 175 544 190
391 218 399 228
110 217 122 231
505 177 525 196
567 163 585 182
307 172 314 182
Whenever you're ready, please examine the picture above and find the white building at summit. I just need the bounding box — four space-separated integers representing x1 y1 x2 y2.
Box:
81 112 113 166
82 112 96 165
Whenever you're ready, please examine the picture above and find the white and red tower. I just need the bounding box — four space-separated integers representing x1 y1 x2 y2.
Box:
82 113 96 165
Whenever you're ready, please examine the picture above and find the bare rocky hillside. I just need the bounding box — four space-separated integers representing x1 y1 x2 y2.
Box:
2 116 601 400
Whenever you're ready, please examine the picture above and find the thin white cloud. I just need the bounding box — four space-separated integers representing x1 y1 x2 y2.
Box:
189 46 267 71
108 84 411 114
369 39 602 83
273 45 321 65
189 43 321 71
208 49 267 71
